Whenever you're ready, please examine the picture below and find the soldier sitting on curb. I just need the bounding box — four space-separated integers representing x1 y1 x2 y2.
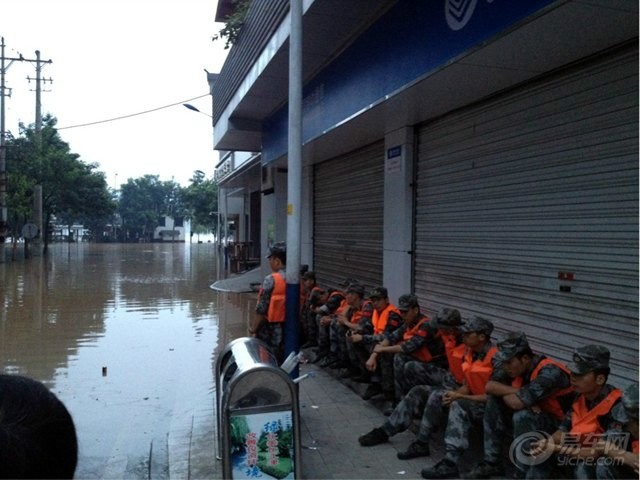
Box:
458 331 576 480
365 294 447 412
530 345 630 479
359 315 495 467
346 286 403 399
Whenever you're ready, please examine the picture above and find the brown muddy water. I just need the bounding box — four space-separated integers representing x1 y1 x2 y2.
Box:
0 243 255 479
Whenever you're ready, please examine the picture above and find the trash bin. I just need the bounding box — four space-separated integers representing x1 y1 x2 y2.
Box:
215 337 302 479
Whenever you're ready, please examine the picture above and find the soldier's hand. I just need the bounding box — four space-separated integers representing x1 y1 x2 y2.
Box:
365 356 377 372
350 333 363 343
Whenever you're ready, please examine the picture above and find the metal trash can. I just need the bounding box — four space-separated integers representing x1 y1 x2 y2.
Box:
215 337 302 479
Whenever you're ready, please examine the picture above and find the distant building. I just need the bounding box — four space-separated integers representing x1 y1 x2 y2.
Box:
153 216 191 242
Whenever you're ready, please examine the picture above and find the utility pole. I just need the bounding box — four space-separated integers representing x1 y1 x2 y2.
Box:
26 50 53 255
0 37 25 262
0 40 51 262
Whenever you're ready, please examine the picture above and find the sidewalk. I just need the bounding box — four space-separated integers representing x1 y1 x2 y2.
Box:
298 360 451 480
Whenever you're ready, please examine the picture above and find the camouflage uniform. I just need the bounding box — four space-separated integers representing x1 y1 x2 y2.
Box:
255 265 286 361
476 332 574 479
543 346 629 480
315 289 345 359
346 287 403 384
439 340 498 463
331 284 373 364
386 311 448 400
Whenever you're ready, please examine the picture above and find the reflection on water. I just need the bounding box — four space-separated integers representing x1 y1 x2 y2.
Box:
0 243 255 479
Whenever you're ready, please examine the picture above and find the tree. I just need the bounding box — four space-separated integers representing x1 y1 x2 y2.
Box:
181 170 218 241
6 116 116 253
212 0 252 49
118 175 183 242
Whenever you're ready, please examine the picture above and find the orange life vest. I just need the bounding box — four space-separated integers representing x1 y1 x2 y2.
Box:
570 389 622 439
372 303 399 335
632 440 639 454
441 333 466 384
350 300 372 325
512 357 574 420
461 345 498 395
264 272 286 323
403 316 433 363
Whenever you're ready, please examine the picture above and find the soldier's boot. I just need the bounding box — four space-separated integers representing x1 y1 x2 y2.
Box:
397 440 430 460
466 460 505 479
421 459 459 479
358 427 388 446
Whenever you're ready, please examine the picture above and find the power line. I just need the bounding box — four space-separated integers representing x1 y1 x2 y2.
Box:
57 93 210 130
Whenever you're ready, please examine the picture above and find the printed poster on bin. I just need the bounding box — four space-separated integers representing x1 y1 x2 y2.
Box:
230 410 295 479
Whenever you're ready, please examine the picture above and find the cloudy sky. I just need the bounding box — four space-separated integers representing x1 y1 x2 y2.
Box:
1 0 229 187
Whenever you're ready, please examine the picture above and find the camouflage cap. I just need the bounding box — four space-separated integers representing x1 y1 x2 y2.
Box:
397 294 419 311
369 286 388 299
460 315 494 337
496 332 531 361
622 383 639 420
266 245 286 262
340 277 358 288
432 307 463 329
346 283 365 297
569 345 611 375
302 271 316 281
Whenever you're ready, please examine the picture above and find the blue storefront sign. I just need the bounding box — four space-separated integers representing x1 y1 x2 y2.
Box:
262 0 557 164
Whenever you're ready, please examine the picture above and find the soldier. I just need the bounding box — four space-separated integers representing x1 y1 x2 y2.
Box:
366 294 448 408
300 271 322 348
249 245 286 362
330 283 374 372
346 286 402 395
463 332 576 479
360 315 495 465
530 345 629 479
314 287 347 366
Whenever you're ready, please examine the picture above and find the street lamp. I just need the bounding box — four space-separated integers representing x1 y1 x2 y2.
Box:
182 103 213 119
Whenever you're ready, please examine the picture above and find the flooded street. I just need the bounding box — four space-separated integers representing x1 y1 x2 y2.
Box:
0 243 255 479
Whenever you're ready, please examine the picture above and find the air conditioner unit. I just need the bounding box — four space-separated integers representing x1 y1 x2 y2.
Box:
261 166 274 193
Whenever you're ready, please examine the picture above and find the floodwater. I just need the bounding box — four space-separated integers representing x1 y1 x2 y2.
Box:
0 242 255 479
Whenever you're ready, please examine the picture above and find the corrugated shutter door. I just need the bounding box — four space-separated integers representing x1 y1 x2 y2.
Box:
314 142 384 290
414 45 638 385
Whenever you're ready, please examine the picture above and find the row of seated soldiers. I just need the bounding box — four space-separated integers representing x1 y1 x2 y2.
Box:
298 272 639 479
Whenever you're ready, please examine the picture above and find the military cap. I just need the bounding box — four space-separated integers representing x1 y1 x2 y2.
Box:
340 277 358 288
369 286 388 299
346 283 365 297
496 332 531 361
266 244 286 262
569 345 611 375
460 315 494 337
622 383 639 420
432 307 463 329
397 294 419 311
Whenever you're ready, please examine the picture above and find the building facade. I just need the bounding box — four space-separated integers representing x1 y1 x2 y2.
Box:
211 0 638 385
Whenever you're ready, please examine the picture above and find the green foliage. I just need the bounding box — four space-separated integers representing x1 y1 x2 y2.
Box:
258 454 293 479
182 170 218 236
5 116 116 249
117 175 183 241
212 0 252 49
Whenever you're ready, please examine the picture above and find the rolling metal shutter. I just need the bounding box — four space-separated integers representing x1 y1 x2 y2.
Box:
414 45 638 386
313 142 384 291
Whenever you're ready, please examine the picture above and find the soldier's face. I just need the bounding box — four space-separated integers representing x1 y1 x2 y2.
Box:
570 371 604 395
502 356 529 378
371 297 388 312
400 307 418 323
462 331 480 348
